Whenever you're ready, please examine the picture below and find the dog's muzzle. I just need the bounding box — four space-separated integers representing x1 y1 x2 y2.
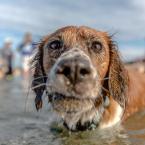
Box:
48 49 97 98
47 48 97 98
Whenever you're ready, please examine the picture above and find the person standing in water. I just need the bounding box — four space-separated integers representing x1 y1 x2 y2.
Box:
18 33 33 77
1 38 13 79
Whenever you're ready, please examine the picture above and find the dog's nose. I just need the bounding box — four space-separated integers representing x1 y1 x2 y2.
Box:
56 58 92 84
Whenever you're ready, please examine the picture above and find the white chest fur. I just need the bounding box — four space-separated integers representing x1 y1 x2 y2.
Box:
100 104 123 128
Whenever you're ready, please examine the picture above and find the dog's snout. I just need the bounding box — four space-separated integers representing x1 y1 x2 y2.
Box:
56 58 92 84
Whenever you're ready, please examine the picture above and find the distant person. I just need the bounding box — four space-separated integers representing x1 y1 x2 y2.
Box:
1 38 13 78
18 33 33 77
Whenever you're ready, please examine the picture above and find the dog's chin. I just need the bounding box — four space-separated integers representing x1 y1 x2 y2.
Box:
49 92 104 131
50 92 95 113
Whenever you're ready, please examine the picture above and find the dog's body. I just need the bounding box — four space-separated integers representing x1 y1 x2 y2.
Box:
31 26 145 131
124 69 145 119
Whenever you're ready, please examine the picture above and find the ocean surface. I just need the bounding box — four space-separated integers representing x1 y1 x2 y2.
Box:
0 77 145 145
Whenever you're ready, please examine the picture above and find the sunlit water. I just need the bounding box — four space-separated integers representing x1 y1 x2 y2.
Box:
0 77 145 145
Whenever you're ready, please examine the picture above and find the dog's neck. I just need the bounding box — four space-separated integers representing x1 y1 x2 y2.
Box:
100 95 123 128
62 101 105 131
62 95 123 131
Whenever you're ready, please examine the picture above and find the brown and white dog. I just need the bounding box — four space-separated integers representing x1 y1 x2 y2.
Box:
31 26 145 131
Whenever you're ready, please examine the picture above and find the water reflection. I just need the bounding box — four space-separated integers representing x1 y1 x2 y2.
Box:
50 123 130 145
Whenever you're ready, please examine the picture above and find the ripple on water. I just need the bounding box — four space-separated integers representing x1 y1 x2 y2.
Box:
0 78 145 145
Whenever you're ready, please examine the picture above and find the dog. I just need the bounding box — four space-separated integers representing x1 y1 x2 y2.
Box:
31 26 145 131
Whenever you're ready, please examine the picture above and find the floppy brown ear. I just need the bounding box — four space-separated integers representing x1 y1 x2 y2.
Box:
108 41 128 108
31 40 47 111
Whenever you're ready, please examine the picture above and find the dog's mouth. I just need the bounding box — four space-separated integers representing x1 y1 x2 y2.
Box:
48 92 97 114
49 92 93 101
49 92 80 101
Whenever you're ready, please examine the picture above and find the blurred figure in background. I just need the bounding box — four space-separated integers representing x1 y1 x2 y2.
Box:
17 32 33 78
1 38 13 79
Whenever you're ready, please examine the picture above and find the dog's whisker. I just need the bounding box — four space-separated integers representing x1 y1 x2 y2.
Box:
101 86 110 93
32 76 48 81
102 77 110 80
31 83 47 89
98 77 110 81
31 76 48 86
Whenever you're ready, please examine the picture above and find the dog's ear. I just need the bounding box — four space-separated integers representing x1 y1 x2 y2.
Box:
108 40 128 108
31 40 47 111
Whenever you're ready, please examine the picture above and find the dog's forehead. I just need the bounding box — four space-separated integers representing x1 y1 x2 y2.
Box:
49 26 108 41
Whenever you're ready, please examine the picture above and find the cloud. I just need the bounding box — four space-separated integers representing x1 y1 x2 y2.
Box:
0 0 145 61
0 0 145 40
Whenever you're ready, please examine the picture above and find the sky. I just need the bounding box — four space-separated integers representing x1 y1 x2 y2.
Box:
0 0 145 63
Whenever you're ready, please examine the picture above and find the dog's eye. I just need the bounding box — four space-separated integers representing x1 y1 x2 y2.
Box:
49 40 62 49
91 41 102 52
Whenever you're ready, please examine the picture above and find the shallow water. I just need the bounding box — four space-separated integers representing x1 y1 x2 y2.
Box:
0 78 145 145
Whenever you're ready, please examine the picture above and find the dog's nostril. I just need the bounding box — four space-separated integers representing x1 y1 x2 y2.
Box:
56 65 71 77
62 66 71 77
80 68 90 76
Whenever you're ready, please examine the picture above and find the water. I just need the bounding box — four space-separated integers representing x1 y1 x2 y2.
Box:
0 78 145 145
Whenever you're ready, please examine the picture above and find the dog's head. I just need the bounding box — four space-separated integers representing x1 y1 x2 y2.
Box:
31 26 128 131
